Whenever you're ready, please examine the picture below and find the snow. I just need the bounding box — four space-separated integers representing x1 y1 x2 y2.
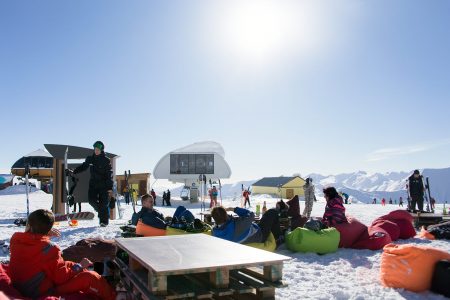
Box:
1 190 449 299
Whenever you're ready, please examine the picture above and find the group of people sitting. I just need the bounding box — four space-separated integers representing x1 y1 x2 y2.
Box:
132 186 348 247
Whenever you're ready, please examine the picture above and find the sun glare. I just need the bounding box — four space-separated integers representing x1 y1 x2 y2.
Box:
211 1 321 67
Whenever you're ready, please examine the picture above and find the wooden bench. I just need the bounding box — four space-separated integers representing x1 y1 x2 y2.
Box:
410 212 450 228
114 234 290 299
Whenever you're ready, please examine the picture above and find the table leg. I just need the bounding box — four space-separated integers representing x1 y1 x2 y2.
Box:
209 267 229 288
149 272 167 295
263 263 283 282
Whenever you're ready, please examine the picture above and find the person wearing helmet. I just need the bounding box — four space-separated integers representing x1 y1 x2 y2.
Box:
71 141 113 226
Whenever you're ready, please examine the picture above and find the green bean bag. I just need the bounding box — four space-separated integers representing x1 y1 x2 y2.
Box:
245 232 277 252
286 227 340 254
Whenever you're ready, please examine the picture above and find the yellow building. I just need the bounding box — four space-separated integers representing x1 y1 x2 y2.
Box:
251 176 306 199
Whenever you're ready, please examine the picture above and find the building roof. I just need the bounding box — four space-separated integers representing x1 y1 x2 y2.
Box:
24 149 52 158
252 176 302 187
172 141 226 158
44 144 118 160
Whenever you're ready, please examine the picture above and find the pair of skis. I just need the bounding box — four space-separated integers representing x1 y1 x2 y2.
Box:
114 179 124 219
423 176 433 213
125 170 136 214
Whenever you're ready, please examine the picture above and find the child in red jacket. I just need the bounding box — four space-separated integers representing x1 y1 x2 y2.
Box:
9 209 115 300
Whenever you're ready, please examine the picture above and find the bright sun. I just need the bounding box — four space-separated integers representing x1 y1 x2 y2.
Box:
211 1 319 67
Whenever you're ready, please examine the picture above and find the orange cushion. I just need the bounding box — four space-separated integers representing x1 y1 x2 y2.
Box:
380 243 450 292
136 220 166 237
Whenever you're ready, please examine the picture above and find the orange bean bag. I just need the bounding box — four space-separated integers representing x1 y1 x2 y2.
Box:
333 217 367 248
380 243 450 292
135 220 166 236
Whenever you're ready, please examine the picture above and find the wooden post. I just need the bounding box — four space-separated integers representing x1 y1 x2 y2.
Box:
210 267 229 288
52 159 65 215
263 263 283 282
148 272 167 295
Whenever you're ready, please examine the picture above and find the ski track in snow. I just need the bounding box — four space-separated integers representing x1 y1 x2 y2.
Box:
0 192 449 300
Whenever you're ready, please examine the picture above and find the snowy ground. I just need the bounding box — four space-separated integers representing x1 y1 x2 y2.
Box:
0 190 449 300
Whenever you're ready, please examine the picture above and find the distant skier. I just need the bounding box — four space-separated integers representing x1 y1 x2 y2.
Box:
372 198 377 204
389 198 393 205
162 191 167 206
123 185 130 204
341 192 349 205
210 186 218 208
166 189 172 206
302 178 316 218
381 198 386 206
408 170 425 212
150 189 157 206
399 196 404 207
243 189 251 208
69 141 113 227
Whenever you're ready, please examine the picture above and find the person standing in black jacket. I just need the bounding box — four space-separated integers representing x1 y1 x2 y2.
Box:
70 141 113 226
408 169 425 212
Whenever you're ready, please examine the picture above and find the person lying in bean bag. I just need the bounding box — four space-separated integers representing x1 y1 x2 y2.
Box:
211 204 284 248
131 194 166 229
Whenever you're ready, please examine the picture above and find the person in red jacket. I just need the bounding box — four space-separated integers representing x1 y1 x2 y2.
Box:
242 189 251 208
150 189 157 206
9 209 115 300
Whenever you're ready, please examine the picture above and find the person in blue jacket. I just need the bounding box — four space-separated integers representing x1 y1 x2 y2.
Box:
211 205 283 246
131 194 166 229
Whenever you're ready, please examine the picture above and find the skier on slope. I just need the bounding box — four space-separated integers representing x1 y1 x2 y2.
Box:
302 178 316 218
67 141 113 227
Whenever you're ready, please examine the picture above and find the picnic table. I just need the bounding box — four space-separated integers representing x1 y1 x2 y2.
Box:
115 234 290 299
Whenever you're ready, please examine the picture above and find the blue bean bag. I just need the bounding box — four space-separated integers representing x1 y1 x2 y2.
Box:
286 227 340 254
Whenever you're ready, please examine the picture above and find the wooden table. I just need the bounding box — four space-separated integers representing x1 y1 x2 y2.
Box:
115 234 290 299
410 212 450 228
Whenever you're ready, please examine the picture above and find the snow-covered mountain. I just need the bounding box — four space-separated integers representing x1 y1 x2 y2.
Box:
158 167 450 204
308 167 450 204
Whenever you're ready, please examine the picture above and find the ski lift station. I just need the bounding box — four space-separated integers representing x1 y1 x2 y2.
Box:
153 141 232 202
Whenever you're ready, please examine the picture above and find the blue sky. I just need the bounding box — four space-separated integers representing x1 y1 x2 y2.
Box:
1 0 449 181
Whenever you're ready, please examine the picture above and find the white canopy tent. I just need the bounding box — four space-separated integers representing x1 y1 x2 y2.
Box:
153 141 232 187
